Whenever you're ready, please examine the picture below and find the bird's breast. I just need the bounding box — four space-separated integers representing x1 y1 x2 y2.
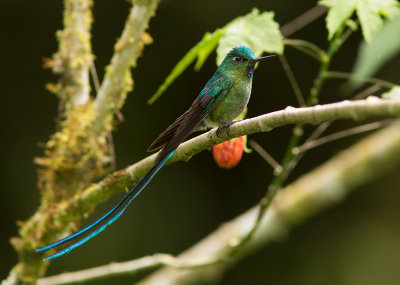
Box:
205 81 252 127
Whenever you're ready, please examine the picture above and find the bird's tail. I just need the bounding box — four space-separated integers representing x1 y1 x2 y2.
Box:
36 151 174 261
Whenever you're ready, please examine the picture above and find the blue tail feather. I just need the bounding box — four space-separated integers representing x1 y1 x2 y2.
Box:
37 151 174 260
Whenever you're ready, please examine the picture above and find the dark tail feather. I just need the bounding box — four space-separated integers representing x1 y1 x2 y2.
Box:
36 151 174 261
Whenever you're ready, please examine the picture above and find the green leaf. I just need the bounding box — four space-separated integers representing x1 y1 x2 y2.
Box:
357 0 400 42
351 15 400 88
216 8 283 65
320 0 400 42
147 30 223 105
320 0 357 40
382 86 400 99
194 32 222 71
148 8 283 104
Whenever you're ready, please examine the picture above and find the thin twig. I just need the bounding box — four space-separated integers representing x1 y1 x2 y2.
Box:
284 121 332 180
308 26 354 105
281 5 328 37
325 71 397 89
281 26 356 188
294 119 396 153
352 84 382 100
273 27 354 191
283 39 326 62
282 25 358 183
90 61 117 170
248 140 282 174
279 55 306 106
284 85 388 177
283 85 385 178
90 61 100 93
286 44 321 61
107 132 117 170
305 121 333 143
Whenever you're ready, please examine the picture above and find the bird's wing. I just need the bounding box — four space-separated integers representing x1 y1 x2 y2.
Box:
148 75 233 162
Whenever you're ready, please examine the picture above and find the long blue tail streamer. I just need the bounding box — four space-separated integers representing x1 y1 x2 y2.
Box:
36 151 174 261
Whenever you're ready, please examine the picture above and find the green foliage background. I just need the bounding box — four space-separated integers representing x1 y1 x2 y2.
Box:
1 0 400 284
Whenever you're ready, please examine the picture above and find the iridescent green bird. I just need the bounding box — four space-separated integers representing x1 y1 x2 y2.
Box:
37 46 274 260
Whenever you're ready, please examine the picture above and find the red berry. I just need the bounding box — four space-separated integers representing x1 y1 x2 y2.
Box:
212 136 244 169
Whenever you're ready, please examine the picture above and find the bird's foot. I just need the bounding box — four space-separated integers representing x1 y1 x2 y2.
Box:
216 121 237 138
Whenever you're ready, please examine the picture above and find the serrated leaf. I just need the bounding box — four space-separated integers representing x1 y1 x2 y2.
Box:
320 0 357 39
216 8 283 65
147 30 222 105
382 86 400 98
356 1 383 42
351 15 400 88
320 0 400 42
149 8 283 104
357 0 400 42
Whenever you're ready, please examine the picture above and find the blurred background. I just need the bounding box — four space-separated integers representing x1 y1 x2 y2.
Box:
1 0 400 284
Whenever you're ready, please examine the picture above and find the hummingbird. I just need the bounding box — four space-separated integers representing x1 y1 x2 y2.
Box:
37 46 274 260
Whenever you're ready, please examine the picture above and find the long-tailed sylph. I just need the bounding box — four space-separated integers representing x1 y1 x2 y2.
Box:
37 46 274 260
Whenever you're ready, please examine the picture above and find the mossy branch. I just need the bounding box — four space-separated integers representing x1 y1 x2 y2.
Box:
6 1 95 284
37 120 400 285
50 0 93 110
5 1 160 284
33 96 400 259
93 0 159 135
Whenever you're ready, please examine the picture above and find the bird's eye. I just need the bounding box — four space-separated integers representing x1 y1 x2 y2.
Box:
233 56 243 62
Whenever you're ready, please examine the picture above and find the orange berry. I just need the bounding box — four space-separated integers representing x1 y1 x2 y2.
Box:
212 136 244 169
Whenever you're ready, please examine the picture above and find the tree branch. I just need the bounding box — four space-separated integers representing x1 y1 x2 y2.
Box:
5 1 94 284
140 123 400 285
294 119 396 153
37 120 400 285
324 70 397 89
279 55 306 106
93 0 159 135
34 97 400 260
5 1 161 284
51 0 93 110
281 5 327 37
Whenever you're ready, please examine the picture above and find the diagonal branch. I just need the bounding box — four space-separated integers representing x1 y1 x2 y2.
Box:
93 0 159 135
294 119 396 153
140 122 400 285
281 5 327 37
279 55 306 106
38 120 400 285
35 97 400 258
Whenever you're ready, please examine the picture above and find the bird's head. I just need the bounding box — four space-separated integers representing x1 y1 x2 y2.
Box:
219 46 275 78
